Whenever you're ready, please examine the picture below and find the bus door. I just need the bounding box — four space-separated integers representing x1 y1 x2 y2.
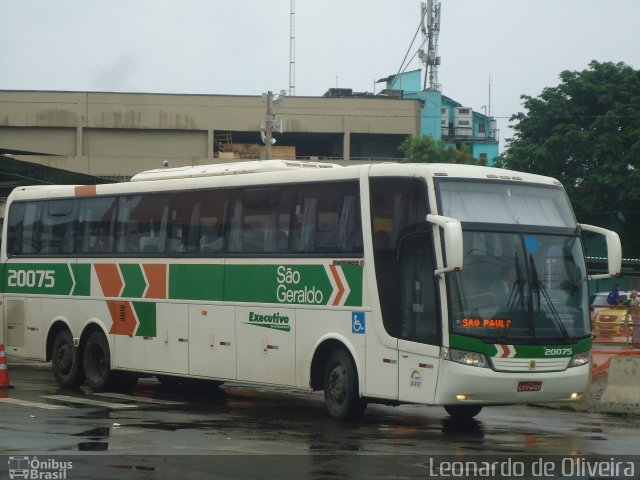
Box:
397 233 441 404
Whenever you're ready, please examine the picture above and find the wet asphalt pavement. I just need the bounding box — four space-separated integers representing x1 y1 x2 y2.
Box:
1 360 639 479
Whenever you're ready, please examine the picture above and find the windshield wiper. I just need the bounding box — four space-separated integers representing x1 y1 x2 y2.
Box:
497 253 525 344
529 254 569 343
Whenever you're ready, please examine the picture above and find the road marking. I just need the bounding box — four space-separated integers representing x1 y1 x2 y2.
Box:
92 392 183 405
0 397 70 410
43 395 138 409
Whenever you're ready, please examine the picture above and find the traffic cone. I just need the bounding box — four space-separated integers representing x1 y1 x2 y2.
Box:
0 344 13 389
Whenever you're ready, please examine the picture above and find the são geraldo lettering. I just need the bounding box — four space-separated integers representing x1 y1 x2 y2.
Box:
276 266 324 304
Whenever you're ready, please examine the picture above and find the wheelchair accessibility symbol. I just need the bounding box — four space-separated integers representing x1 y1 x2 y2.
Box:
352 312 365 334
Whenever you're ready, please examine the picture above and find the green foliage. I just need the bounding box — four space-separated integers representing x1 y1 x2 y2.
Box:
399 135 476 164
500 61 640 215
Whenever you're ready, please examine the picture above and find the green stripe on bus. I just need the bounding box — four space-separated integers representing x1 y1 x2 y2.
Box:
449 334 592 357
342 265 363 307
226 264 332 305
224 264 363 307
120 264 146 298
4 261 363 307
73 263 91 296
4 263 75 295
168 264 224 301
133 302 156 337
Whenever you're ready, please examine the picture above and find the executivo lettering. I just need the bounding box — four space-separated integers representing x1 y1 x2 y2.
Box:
248 311 291 332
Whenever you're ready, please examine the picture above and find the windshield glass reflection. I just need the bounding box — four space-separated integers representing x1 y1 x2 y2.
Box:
449 231 589 343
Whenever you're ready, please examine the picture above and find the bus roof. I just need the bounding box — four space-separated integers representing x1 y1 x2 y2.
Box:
130 159 342 182
5 162 564 203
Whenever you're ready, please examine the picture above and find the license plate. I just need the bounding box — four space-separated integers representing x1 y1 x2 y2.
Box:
517 381 542 392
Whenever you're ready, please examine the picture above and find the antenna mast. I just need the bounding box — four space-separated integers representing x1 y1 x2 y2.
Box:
419 0 441 91
289 0 296 96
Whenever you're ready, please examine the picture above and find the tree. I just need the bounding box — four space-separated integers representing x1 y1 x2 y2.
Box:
499 61 640 215
399 134 476 164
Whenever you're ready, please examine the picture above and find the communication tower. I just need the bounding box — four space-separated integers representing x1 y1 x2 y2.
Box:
289 0 296 96
419 0 441 91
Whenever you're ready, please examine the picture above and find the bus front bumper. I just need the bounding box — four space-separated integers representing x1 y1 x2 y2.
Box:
433 360 590 405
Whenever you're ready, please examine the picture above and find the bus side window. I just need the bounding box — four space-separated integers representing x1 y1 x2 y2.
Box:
181 189 229 255
399 234 439 344
78 197 117 254
7 202 26 255
294 181 362 254
295 197 317 252
370 177 431 340
116 195 169 254
21 203 44 255
40 200 77 255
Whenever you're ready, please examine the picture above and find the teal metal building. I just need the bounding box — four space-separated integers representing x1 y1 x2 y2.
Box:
378 69 500 165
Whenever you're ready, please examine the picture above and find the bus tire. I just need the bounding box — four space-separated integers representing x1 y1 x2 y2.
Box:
52 329 84 388
444 404 483 419
83 331 112 391
323 348 367 421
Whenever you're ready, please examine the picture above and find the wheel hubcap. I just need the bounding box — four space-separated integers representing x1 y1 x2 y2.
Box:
55 344 72 374
329 366 347 404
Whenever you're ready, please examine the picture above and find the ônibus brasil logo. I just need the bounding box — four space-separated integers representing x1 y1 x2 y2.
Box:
8 456 73 479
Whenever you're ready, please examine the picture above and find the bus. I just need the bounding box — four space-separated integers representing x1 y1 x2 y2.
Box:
0 160 621 420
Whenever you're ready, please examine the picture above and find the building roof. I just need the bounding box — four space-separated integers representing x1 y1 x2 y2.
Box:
0 154 112 198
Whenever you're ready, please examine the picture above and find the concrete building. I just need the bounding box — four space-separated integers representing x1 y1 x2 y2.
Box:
0 90 421 180
0 81 498 181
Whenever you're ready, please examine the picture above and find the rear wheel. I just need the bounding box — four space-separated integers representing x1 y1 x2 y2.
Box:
83 331 112 390
444 404 483 419
51 329 84 387
323 348 367 421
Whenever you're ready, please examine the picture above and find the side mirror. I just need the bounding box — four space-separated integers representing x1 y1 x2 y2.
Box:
579 223 622 279
427 214 463 275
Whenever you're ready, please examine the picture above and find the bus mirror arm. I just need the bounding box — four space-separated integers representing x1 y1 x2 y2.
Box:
427 214 464 276
579 223 622 280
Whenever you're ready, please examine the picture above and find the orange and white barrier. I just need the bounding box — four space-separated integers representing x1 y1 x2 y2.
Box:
599 354 640 414
0 344 12 390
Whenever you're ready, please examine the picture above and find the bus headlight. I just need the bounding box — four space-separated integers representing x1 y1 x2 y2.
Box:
568 351 591 367
442 348 489 368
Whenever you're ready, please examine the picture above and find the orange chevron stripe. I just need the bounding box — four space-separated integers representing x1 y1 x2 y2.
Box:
94 264 123 297
329 265 345 306
107 301 137 336
74 185 97 197
143 264 167 299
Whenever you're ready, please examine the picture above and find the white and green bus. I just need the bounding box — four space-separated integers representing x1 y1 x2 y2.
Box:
0 160 621 420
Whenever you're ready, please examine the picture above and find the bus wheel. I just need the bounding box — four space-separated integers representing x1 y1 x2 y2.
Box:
323 348 367 421
83 331 112 391
52 329 84 387
444 404 483 419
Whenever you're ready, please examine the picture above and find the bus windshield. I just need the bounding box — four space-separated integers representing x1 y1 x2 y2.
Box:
447 231 590 343
436 179 589 343
436 179 576 227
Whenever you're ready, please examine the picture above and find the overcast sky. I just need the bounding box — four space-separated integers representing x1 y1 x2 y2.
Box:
1 0 638 146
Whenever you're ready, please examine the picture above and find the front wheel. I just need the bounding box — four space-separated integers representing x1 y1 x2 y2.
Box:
444 404 483 419
83 331 112 390
323 348 367 421
51 329 84 387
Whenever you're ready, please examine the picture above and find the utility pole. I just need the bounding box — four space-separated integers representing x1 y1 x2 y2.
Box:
261 90 285 160
265 91 274 160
